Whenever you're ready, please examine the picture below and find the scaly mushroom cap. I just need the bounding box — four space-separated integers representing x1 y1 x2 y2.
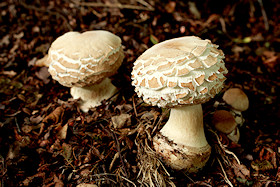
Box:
131 36 228 108
48 30 124 87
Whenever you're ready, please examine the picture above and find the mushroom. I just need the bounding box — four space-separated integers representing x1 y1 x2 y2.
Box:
222 88 249 126
211 110 240 143
47 30 124 112
131 36 228 172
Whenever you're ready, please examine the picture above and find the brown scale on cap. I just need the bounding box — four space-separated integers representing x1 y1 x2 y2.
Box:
176 92 188 99
203 55 217 67
200 88 208 94
192 46 207 56
208 73 218 81
147 77 161 89
180 82 195 90
189 59 203 69
177 68 190 76
163 68 176 76
195 75 205 85
168 81 177 88
157 61 173 71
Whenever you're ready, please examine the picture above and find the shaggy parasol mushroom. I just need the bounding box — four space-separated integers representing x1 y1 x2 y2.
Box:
222 88 249 126
131 36 228 172
212 110 240 143
47 30 124 112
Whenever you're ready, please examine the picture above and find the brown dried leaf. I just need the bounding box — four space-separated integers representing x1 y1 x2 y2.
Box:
232 160 250 179
35 66 50 84
53 174 64 187
111 114 131 129
62 143 72 161
57 124 68 140
165 1 176 13
43 106 64 124
251 160 274 171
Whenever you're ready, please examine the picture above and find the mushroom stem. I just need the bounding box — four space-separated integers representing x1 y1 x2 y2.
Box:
70 78 117 112
161 104 208 148
153 104 211 172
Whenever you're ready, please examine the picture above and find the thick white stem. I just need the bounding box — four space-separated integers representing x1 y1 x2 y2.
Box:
70 78 117 112
160 104 208 148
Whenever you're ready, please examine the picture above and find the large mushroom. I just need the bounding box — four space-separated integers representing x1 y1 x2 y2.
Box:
131 36 228 172
47 30 124 112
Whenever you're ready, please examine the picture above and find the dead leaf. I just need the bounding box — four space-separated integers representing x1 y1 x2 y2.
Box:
1 70 16 77
111 114 131 129
232 160 250 179
62 143 72 161
54 174 64 187
57 124 68 140
0 35 10 46
251 160 274 171
43 106 64 124
165 1 176 13
77 184 98 187
150 34 159 45
35 66 50 84
188 2 201 19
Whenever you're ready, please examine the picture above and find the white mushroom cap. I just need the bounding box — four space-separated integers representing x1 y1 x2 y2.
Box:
222 88 249 111
131 36 228 108
47 30 124 87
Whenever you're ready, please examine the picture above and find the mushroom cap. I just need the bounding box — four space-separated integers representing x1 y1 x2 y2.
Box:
212 110 237 134
47 30 124 87
222 88 249 111
131 36 228 108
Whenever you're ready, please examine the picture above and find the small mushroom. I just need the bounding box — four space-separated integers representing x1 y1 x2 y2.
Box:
131 36 228 172
222 88 249 112
211 110 240 143
47 30 124 112
222 88 249 126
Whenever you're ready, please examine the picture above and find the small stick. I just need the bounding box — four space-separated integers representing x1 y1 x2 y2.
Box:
132 95 138 116
74 1 154 11
258 0 269 30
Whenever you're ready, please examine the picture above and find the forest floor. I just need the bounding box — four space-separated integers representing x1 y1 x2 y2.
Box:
0 0 279 186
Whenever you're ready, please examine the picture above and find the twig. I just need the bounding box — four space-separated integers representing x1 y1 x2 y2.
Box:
132 95 138 116
73 1 154 11
15 118 21 133
91 173 137 187
136 0 154 10
99 124 128 178
217 158 233 187
258 0 269 30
